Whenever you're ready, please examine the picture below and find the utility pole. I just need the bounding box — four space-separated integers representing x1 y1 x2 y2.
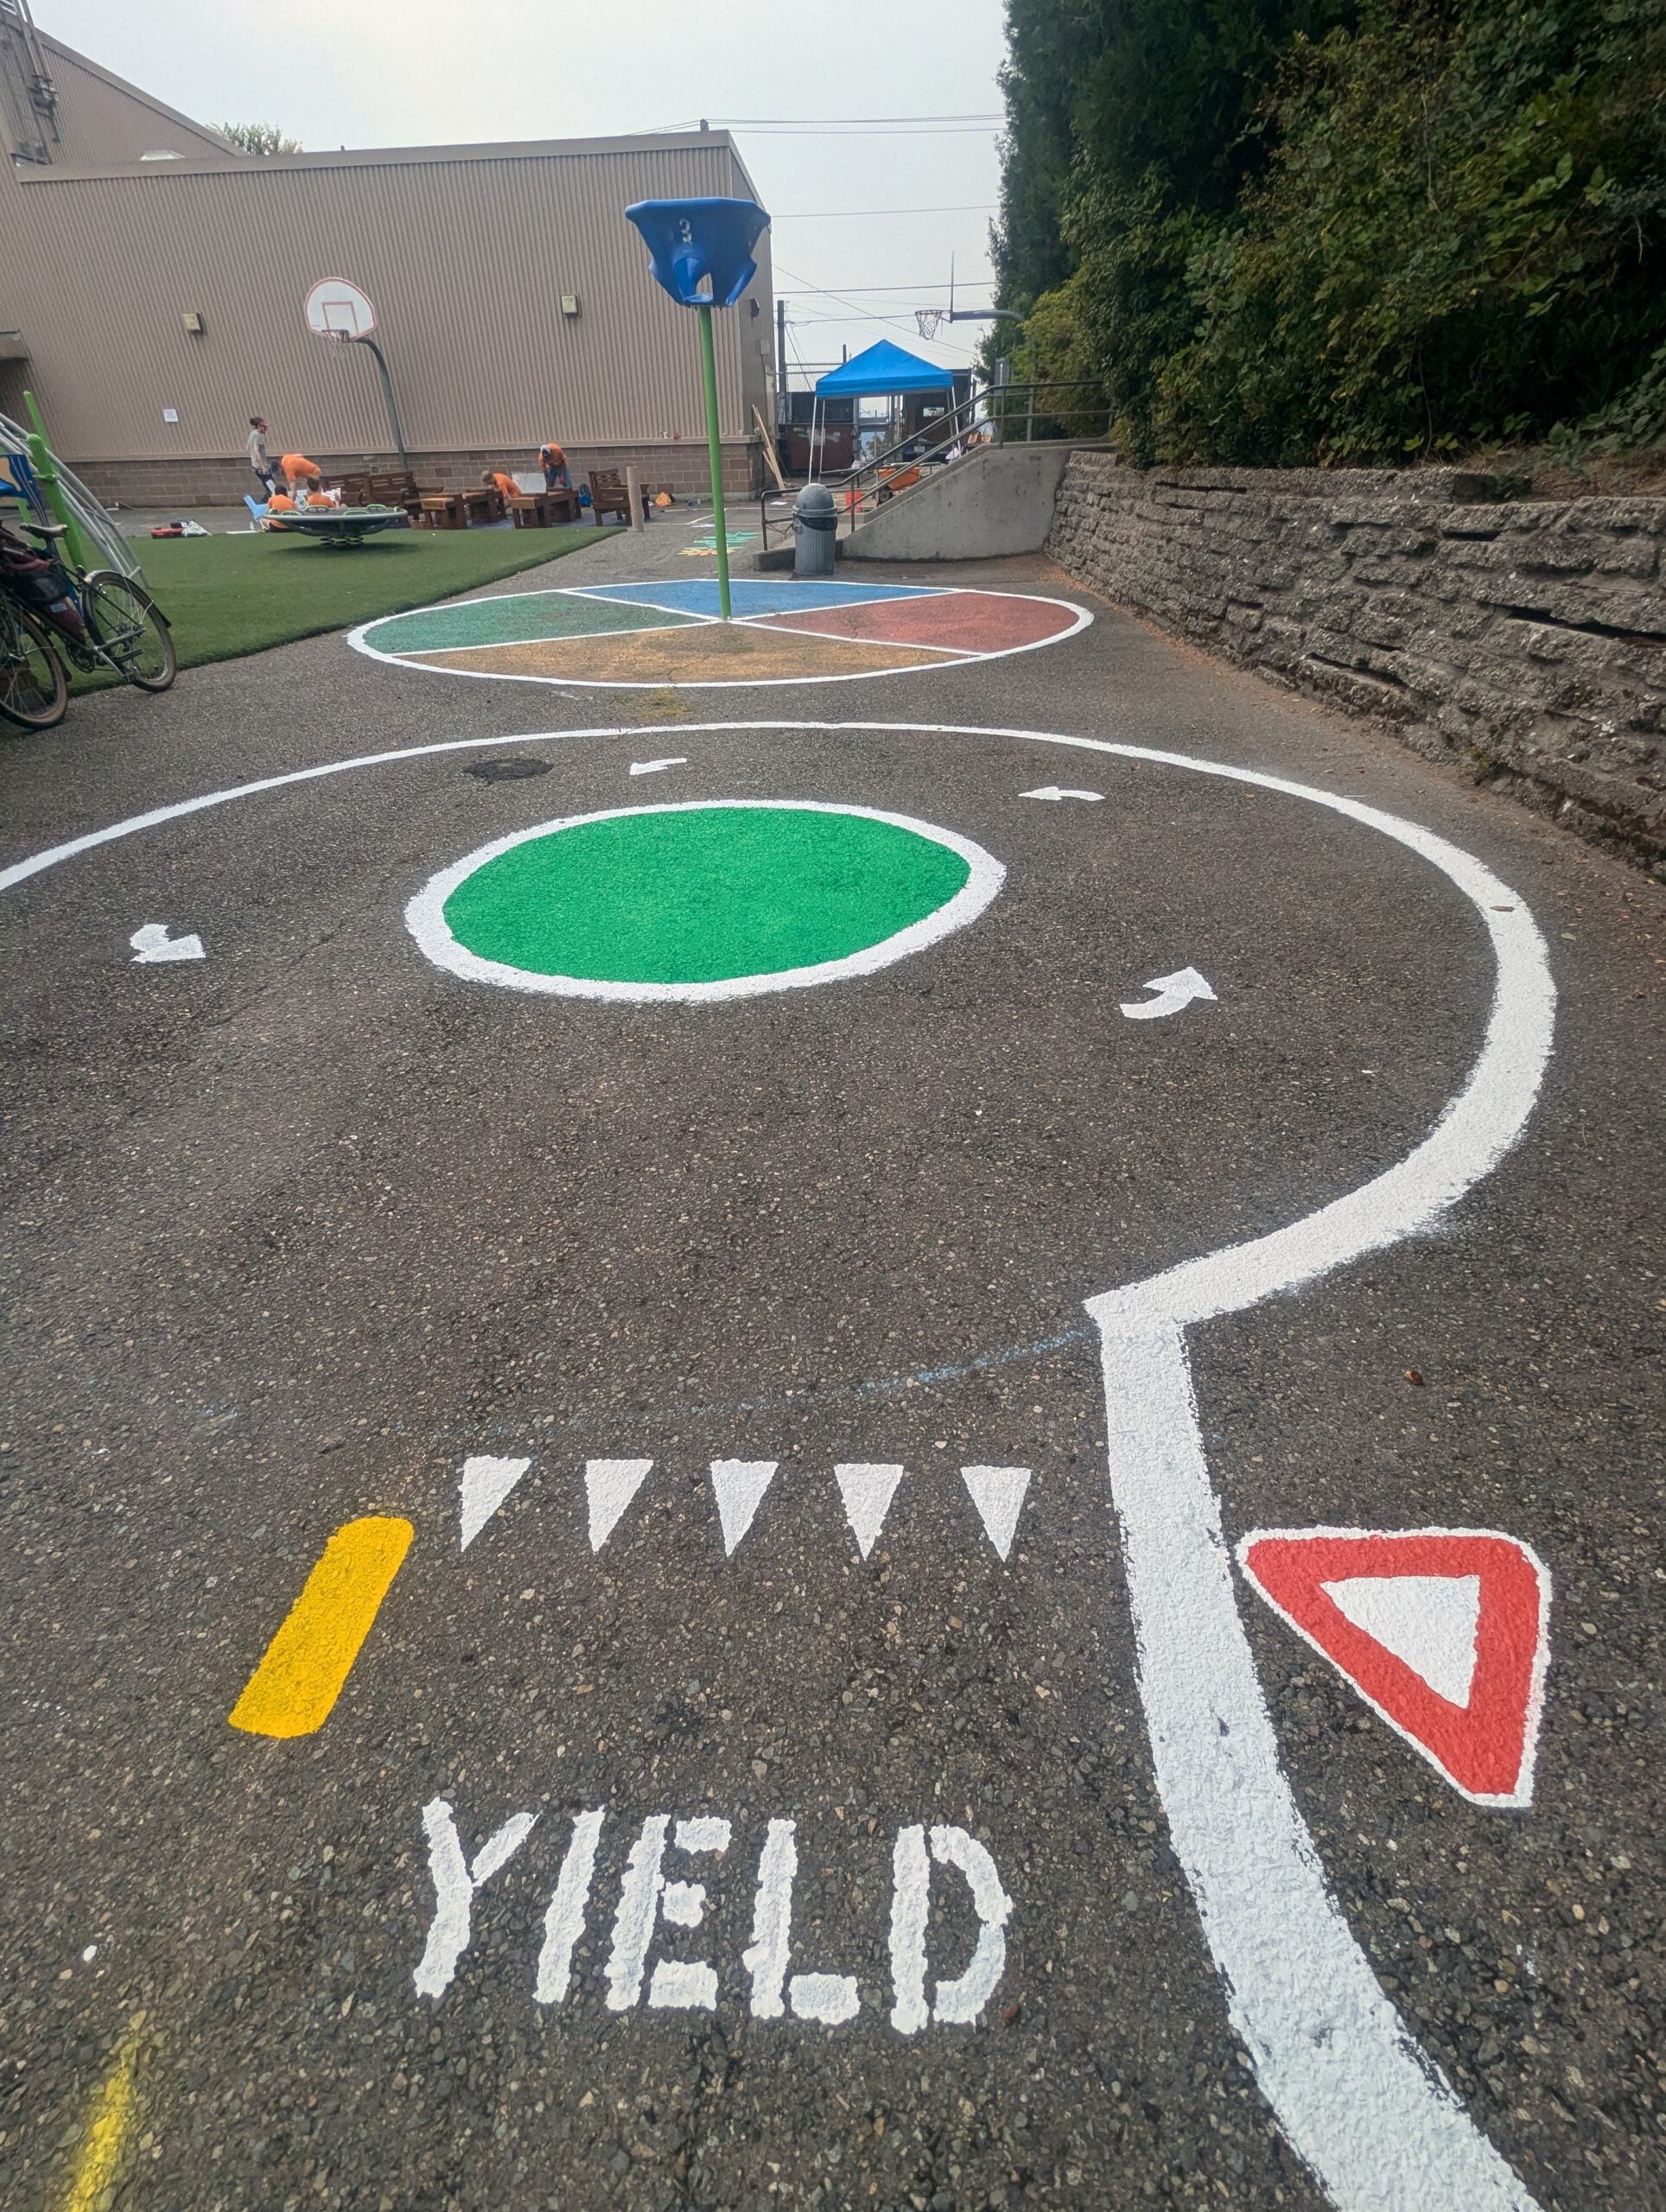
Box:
776 298 787 424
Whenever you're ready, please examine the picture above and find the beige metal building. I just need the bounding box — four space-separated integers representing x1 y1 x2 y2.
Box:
0 18 773 505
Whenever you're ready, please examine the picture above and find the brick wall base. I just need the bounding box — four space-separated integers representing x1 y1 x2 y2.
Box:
1046 454 1664 870
73 439 763 511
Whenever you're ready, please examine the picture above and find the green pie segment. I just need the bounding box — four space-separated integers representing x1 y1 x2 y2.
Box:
441 805 975 985
364 592 700 656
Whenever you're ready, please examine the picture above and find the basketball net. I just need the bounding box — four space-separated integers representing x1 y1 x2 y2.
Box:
915 308 944 339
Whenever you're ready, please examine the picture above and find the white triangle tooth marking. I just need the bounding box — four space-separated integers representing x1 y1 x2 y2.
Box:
835 1464 904 1560
459 1454 532 1550
960 1465 1032 1562
1320 1573 1483 1707
709 1459 779 1555
585 1459 653 1551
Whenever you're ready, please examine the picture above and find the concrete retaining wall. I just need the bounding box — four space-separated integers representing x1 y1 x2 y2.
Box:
845 444 1084 563
1046 454 1665 867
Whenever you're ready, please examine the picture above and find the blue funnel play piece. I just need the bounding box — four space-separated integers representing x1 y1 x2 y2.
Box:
625 197 770 309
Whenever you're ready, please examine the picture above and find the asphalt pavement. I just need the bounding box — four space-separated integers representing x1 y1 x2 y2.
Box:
1 520 1660 2212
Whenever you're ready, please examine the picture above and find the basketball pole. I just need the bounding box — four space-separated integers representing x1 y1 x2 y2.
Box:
696 302 731 621
355 336 410 468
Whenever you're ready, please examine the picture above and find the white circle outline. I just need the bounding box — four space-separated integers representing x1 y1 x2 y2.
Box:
0 719 1555 2209
346 581 1093 691
404 798 1005 1002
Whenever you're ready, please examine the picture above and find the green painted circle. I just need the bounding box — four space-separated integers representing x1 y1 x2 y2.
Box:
442 804 974 985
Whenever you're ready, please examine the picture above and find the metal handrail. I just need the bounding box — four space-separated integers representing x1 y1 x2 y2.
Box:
758 379 1112 550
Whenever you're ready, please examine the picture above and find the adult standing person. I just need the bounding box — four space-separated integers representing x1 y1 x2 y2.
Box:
246 416 277 499
280 453 324 501
537 438 569 493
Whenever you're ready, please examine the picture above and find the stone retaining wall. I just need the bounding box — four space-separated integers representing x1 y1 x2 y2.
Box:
1046 454 1664 867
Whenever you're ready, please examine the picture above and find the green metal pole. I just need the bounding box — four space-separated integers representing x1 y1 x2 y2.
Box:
22 390 91 572
696 302 731 620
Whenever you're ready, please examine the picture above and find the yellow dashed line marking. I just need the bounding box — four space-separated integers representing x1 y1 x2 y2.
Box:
60 2024 139 2212
230 1515 414 1738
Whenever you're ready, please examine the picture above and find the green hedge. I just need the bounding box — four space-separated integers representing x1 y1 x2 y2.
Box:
995 0 1666 466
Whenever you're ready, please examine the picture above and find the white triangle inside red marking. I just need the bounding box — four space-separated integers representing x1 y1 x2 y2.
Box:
1237 1528 1551 1808
1319 1573 1480 1707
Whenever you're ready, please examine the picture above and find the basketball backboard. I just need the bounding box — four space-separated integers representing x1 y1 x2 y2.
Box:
303 276 376 340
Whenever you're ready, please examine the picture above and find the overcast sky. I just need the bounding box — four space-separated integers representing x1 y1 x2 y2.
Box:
36 0 1009 383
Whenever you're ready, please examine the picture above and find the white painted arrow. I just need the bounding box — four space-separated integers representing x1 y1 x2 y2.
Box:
1119 966 1217 1020
1020 785 1103 804
130 922 204 963
629 756 688 777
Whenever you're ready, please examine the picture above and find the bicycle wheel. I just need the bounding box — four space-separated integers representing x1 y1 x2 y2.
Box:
0 598 68 729
85 570 177 691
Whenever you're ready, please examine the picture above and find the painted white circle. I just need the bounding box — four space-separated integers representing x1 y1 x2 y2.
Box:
404 798 1006 1002
0 719 1556 2207
346 583 1093 692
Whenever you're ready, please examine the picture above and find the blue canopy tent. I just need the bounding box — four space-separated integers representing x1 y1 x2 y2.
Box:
808 340 955 480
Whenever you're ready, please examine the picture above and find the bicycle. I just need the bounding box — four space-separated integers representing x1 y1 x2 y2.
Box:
0 512 175 731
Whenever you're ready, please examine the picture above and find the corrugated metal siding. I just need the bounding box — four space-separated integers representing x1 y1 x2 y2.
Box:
39 43 231 166
3 106 771 467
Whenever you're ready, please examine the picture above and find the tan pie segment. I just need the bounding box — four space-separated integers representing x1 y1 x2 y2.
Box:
406 622 970 685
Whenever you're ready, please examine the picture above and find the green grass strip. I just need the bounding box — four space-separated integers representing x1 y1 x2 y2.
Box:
77 524 595 683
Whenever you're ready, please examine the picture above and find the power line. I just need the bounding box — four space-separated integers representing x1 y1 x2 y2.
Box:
660 112 1001 126
736 125 999 137
775 262 978 361
773 203 997 219
774 281 994 297
651 116 1001 137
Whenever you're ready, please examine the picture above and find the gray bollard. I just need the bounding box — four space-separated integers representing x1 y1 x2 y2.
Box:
793 482 838 579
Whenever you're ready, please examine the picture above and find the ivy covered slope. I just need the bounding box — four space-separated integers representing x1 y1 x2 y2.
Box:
994 0 1666 467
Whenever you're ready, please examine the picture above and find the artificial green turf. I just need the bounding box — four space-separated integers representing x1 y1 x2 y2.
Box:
443 805 972 984
104 524 595 677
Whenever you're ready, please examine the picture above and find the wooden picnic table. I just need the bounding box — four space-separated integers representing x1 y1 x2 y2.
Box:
412 493 464 529
506 486 582 529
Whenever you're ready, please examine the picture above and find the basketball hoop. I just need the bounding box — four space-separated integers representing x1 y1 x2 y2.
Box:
915 308 944 340
301 275 410 470
303 276 377 341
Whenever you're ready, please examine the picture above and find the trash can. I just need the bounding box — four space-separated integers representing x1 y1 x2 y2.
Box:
793 481 838 579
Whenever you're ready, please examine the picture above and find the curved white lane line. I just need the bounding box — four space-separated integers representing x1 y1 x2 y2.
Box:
404 799 1003 1002
344 584 1092 691
0 718 1551 2210
1079 759 1551 2212
1095 1321 1541 2212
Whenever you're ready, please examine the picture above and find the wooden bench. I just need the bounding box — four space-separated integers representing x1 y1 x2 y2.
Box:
588 468 648 525
338 469 430 518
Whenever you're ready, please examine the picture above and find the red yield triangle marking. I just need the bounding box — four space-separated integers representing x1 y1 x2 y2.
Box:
1237 1528 1551 1808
